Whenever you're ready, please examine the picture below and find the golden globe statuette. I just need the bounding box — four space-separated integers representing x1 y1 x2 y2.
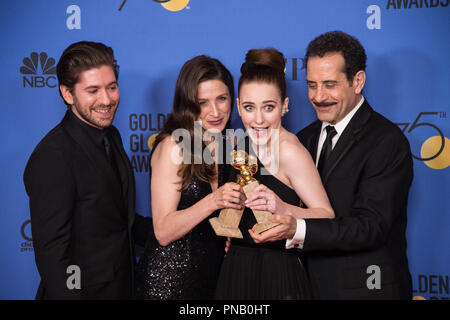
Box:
209 151 280 238
239 154 281 235
208 151 249 239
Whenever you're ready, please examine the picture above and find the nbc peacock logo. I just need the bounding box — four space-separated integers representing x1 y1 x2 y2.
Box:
20 52 57 88
119 0 190 12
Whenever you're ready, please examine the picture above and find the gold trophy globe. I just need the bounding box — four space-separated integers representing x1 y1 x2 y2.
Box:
209 150 280 238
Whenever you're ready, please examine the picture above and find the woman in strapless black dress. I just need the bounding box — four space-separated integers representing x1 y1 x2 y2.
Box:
135 56 244 299
215 49 334 299
216 152 313 299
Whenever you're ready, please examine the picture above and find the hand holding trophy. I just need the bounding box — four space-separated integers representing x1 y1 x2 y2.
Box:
209 150 280 238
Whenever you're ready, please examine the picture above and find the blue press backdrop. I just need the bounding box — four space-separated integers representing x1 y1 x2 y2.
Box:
0 0 448 299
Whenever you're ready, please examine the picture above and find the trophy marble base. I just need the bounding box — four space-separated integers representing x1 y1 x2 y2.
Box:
243 181 280 234
209 207 244 239
252 217 280 234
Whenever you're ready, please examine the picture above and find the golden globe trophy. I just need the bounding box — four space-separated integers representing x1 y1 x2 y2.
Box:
209 150 280 238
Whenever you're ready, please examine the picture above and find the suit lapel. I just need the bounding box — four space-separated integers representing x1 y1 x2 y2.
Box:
61 111 126 212
110 128 136 227
321 100 373 183
304 121 322 163
109 127 137 279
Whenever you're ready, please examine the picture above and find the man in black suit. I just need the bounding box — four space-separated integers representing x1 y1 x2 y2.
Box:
23 41 152 299
251 31 413 299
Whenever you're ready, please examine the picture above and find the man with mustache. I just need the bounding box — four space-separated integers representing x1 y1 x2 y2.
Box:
251 31 413 299
23 41 152 299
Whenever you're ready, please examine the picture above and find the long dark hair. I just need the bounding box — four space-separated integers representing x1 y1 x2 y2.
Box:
154 55 234 190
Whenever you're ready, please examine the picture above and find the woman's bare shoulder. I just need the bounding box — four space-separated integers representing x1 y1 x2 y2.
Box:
152 135 182 167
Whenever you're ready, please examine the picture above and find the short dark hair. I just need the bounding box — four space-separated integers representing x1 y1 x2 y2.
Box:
56 41 119 105
305 31 367 83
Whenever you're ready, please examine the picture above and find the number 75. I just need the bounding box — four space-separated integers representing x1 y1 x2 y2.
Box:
396 112 445 161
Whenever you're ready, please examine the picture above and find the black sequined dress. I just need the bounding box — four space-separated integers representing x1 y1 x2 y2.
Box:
215 153 312 300
135 167 227 300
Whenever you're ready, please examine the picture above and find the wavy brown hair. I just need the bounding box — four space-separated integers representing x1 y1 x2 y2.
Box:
153 55 234 191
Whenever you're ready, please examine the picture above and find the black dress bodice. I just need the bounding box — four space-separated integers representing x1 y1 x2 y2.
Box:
135 165 226 300
230 156 301 250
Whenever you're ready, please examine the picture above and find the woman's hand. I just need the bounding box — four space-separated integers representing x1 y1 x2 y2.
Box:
245 184 288 215
210 182 246 211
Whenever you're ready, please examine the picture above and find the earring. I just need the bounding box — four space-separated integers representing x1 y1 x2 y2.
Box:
282 107 289 116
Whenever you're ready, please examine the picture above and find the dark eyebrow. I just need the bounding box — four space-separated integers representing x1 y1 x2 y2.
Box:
306 80 338 84
241 101 255 105
198 92 229 101
262 100 277 104
83 85 99 90
83 81 118 90
216 92 230 98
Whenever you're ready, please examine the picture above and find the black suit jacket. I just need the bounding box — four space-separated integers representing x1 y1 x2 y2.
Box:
23 110 152 299
297 100 413 299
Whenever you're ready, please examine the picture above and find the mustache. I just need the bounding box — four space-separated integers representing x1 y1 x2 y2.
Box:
313 101 337 107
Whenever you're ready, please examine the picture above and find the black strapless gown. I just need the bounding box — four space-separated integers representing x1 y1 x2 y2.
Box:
135 168 227 300
215 156 312 300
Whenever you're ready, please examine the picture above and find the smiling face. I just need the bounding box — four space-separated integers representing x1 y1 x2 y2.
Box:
237 81 288 145
60 65 120 130
196 79 231 132
306 52 365 125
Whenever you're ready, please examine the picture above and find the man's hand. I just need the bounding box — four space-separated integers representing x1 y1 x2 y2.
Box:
249 214 297 243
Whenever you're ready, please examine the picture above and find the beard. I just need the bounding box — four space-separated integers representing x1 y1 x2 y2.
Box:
71 96 118 130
